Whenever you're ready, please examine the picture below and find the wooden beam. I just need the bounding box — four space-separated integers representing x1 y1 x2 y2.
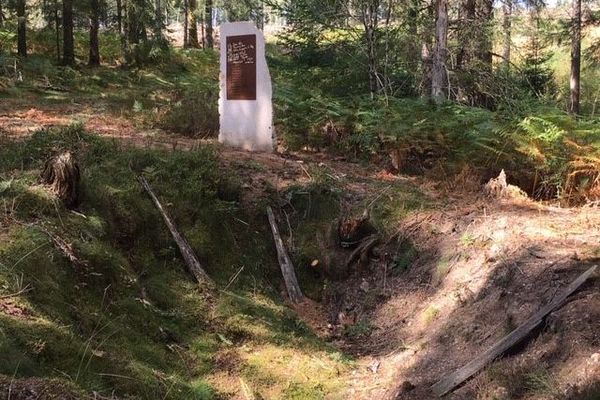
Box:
267 206 304 304
431 265 597 397
138 176 213 286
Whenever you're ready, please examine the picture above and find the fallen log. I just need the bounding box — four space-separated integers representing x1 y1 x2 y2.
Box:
431 264 597 397
138 176 212 285
266 206 304 304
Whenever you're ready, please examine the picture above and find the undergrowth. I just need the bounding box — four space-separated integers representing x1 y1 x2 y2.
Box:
0 126 349 399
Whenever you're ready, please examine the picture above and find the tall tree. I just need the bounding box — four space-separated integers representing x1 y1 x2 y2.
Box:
17 0 27 57
183 0 189 47
89 0 100 65
154 0 163 39
63 0 75 65
54 0 61 63
502 0 512 68
0 0 4 27
116 0 123 34
570 0 581 114
188 0 200 47
205 0 213 49
431 0 448 102
358 0 382 96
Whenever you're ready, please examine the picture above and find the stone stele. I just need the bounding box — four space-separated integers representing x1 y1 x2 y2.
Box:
218 22 274 152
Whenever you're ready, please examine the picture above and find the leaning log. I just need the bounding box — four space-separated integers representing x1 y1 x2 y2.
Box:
431 265 597 397
41 151 80 209
138 176 212 285
266 206 304 304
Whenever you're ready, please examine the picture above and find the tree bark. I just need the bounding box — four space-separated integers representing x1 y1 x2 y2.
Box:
89 0 100 66
456 0 475 69
407 0 420 72
478 0 494 67
62 0 75 65
121 0 130 63
205 0 213 49
55 0 61 63
17 0 27 57
361 1 380 97
570 0 581 114
431 0 448 103
502 0 512 69
154 0 163 39
41 152 80 209
188 0 200 48
116 0 123 34
183 0 189 47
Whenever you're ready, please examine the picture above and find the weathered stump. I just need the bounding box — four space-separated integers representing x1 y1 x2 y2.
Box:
41 151 80 209
338 209 375 248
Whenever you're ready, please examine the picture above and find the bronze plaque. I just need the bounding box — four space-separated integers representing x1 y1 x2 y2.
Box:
226 35 257 100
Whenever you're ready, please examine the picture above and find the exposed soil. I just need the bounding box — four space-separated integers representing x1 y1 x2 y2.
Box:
1 102 599 399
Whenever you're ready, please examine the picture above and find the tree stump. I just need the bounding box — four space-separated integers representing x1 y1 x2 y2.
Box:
338 209 375 248
41 151 80 209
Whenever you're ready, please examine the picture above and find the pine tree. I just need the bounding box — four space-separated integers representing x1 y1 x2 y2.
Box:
63 0 75 65
17 0 27 57
89 0 100 66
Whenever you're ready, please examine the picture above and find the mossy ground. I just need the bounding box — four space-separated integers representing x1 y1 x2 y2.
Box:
0 127 352 399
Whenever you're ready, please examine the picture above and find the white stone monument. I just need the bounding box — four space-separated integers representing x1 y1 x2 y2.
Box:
218 22 274 152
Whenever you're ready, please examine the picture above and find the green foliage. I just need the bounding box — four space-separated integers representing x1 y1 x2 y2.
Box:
0 125 348 398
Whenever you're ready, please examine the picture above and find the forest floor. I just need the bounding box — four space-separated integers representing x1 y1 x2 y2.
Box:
1 90 599 400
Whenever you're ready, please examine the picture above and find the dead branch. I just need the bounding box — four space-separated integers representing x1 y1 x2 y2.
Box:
346 234 380 268
267 206 304 304
50 233 88 267
0 284 32 300
138 176 213 286
431 265 598 397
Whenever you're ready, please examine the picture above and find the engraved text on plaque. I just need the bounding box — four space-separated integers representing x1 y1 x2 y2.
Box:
226 34 257 100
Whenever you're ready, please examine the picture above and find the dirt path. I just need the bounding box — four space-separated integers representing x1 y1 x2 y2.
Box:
2 104 599 399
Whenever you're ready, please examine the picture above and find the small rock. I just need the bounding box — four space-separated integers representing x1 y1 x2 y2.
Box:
369 360 380 373
360 279 370 293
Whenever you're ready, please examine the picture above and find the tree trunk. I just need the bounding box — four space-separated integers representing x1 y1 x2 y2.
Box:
116 0 123 34
201 13 205 48
570 0 581 114
205 0 213 49
502 0 512 68
154 0 163 39
431 0 448 103
188 0 200 48
358 1 381 97
183 0 189 48
54 1 61 63
89 0 100 66
407 0 420 72
456 0 475 70
122 0 130 63
126 0 145 46
478 0 494 67
17 0 27 57
0 0 4 27
62 0 75 65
